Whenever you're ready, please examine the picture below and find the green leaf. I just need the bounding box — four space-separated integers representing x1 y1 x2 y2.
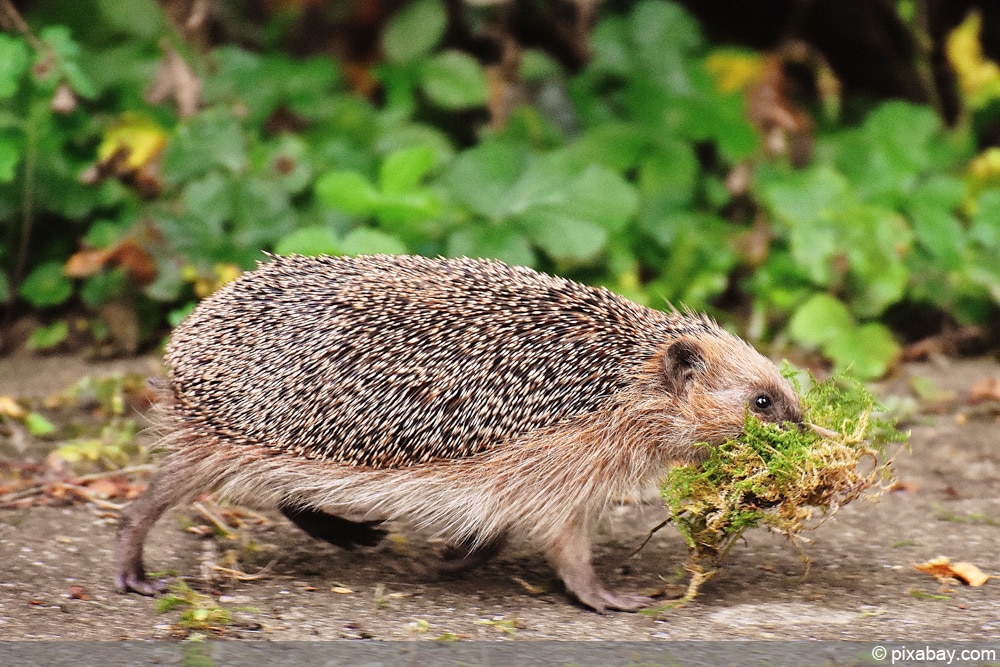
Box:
825 322 900 380
760 165 849 227
588 17 631 76
970 190 1000 249
561 165 639 232
637 139 699 204
504 150 583 216
20 262 73 308
162 109 247 183
420 51 488 109
909 203 965 269
0 34 30 99
851 260 909 319
373 190 441 224
861 101 938 172
96 0 164 39
39 26 96 98
629 0 702 55
383 0 447 63
787 293 855 349
0 133 20 183
25 411 58 437
257 134 313 194
446 226 536 267
520 211 608 264
80 269 127 309
274 227 340 257
339 228 407 256
374 123 455 166
442 142 526 219
569 124 650 173
520 49 561 81
379 144 438 194
315 171 379 215
27 321 69 352
182 172 233 237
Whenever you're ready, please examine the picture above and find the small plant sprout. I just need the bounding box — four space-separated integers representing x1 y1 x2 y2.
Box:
658 367 908 604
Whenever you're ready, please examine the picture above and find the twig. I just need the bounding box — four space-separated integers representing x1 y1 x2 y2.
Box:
630 517 670 558
191 500 237 539
76 464 155 483
209 559 276 582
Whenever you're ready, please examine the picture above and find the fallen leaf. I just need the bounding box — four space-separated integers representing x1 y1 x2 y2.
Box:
969 376 1000 404
84 477 125 499
887 480 919 493
68 585 88 600
331 586 353 594
511 576 545 596
914 556 991 586
0 396 26 420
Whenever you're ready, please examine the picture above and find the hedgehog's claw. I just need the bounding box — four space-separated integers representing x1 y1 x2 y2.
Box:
114 567 169 596
575 587 653 614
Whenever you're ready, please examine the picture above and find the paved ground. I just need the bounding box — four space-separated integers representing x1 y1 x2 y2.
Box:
0 353 997 642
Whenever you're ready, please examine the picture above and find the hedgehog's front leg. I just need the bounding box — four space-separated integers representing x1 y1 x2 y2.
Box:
545 513 653 613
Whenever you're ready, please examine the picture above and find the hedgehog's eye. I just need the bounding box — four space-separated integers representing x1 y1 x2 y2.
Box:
752 394 773 412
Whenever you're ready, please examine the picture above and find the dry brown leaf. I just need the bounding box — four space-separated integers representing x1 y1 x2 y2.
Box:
84 477 125 499
511 576 545 596
914 556 991 587
887 480 919 493
108 240 158 284
64 248 112 278
145 40 202 118
969 376 1000 404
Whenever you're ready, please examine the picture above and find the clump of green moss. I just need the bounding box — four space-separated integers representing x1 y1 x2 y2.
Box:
659 368 908 603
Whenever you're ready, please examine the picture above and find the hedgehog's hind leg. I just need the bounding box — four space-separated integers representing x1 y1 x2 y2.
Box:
279 505 387 549
115 458 198 595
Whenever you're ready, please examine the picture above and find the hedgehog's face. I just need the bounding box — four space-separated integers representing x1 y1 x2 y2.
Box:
659 335 802 451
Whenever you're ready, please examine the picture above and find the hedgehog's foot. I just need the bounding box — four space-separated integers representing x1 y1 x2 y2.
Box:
546 517 652 614
435 534 506 575
279 505 387 550
115 566 169 596
575 587 654 614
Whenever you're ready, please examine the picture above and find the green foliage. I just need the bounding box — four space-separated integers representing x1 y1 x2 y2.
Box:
26 320 69 351
157 581 257 634
19 262 73 308
2 1 1000 373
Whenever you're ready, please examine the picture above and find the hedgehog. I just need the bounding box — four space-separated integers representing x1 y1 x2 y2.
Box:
115 254 802 612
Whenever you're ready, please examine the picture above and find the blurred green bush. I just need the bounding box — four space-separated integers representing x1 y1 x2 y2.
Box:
1 0 999 378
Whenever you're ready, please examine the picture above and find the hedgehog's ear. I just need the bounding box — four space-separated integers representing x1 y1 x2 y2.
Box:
662 339 705 395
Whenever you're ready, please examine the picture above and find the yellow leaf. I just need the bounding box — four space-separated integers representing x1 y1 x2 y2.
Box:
705 50 764 94
0 396 26 420
188 263 243 298
945 11 1000 108
97 112 168 172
